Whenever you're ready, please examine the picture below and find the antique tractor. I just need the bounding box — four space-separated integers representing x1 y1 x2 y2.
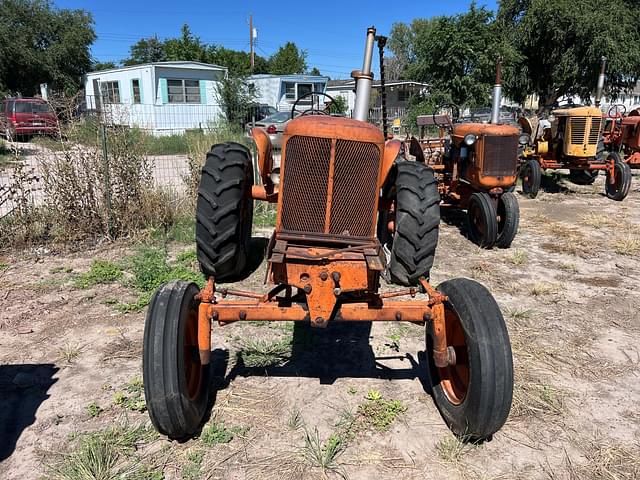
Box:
142 27 514 442
602 104 640 169
406 60 522 249
518 57 632 201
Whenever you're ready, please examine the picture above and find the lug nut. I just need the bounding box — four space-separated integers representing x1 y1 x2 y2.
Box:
333 287 341 296
331 271 341 282
303 284 312 294
320 271 328 281
315 316 325 325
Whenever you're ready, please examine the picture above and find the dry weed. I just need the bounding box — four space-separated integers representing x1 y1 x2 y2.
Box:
612 235 640 256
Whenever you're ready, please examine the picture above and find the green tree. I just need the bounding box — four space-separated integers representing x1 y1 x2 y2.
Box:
209 46 268 76
497 0 640 110
268 42 307 75
327 95 348 115
215 76 256 126
123 36 166 65
389 4 515 108
0 0 95 96
309 67 321 76
92 61 117 71
163 24 209 62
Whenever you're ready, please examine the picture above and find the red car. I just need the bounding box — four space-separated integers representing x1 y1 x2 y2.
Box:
1 97 59 139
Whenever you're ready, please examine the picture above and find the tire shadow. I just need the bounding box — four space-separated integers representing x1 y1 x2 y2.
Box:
440 206 470 241
0 364 58 461
221 322 432 389
233 237 269 282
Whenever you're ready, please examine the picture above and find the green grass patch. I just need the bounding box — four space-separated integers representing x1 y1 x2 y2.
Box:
43 422 159 479
357 389 407 431
0 261 8 270
113 377 146 412
74 260 123 289
50 265 73 274
235 338 292 367
181 449 204 479
116 247 204 313
85 402 103 418
200 421 248 446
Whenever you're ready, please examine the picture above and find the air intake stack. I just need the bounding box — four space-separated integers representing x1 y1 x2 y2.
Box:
595 56 607 107
352 27 376 122
490 57 503 124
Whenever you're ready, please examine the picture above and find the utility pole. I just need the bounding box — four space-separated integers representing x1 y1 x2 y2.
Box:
249 14 254 71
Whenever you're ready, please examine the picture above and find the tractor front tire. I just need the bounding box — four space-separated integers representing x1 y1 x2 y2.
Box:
387 161 440 286
521 159 541 198
568 169 599 185
466 192 497 249
428 278 513 440
605 152 632 201
143 281 210 439
196 142 254 281
495 192 519 249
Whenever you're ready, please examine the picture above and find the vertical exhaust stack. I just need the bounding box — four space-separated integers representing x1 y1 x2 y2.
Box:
595 56 607 107
352 27 376 122
490 57 503 124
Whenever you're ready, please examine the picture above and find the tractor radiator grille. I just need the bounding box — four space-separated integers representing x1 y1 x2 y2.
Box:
280 135 380 237
570 117 587 144
280 136 331 233
329 140 380 236
482 135 518 177
589 117 602 145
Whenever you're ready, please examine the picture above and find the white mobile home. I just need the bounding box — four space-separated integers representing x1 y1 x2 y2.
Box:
84 61 227 135
247 74 330 111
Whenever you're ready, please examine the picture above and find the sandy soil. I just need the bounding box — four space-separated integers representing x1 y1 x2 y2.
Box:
1 172 639 479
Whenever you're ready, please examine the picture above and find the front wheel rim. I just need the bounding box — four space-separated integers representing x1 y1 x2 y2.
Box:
438 306 470 405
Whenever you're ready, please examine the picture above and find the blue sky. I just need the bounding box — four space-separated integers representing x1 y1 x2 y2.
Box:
55 0 498 78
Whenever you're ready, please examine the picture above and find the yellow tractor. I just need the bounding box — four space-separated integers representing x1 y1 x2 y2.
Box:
519 57 632 201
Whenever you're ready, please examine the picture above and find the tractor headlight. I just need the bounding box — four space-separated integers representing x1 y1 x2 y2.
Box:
463 133 477 146
270 167 280 185
518 133 530 145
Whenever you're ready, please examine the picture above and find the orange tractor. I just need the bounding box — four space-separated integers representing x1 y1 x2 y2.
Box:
142 27 514 442
518 57 632 201
602 104 640 169
405 60 523 249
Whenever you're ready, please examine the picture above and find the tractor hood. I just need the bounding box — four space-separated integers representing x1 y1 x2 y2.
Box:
552 106 602 117
453 123 519 138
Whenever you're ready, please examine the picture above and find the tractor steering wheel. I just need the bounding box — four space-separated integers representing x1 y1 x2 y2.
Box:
433 103 460 129
291 92 337 120
607 104 627 118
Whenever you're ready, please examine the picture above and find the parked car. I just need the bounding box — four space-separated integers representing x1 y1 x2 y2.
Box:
245 111 300 149
243 104 277 127
0 97 59 140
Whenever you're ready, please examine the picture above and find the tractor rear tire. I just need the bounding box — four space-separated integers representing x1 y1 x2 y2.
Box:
466 192 497 249
196 142 254 281
569 169 599 185
605 152 632 201
495 192 519 249
521 159 541 198
428 278 513 440
143 281 210 439
386 161 440 286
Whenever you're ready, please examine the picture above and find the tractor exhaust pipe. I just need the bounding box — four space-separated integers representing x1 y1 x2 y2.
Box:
595 56 607 107
490 57 503 124
352 27 376 122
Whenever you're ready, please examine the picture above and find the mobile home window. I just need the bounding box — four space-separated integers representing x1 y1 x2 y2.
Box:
284 82 295 100
167 79 201 104
101 81 120 104
132 79 141 104
397 89 411 102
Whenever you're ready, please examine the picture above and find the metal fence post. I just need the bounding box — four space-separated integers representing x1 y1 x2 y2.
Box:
100 123 114 237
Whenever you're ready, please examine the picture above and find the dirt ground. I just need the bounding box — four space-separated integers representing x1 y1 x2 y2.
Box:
1 172 640 479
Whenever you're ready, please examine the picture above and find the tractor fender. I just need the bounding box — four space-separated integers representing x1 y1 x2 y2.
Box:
252 127 274 187
379 139 401 187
